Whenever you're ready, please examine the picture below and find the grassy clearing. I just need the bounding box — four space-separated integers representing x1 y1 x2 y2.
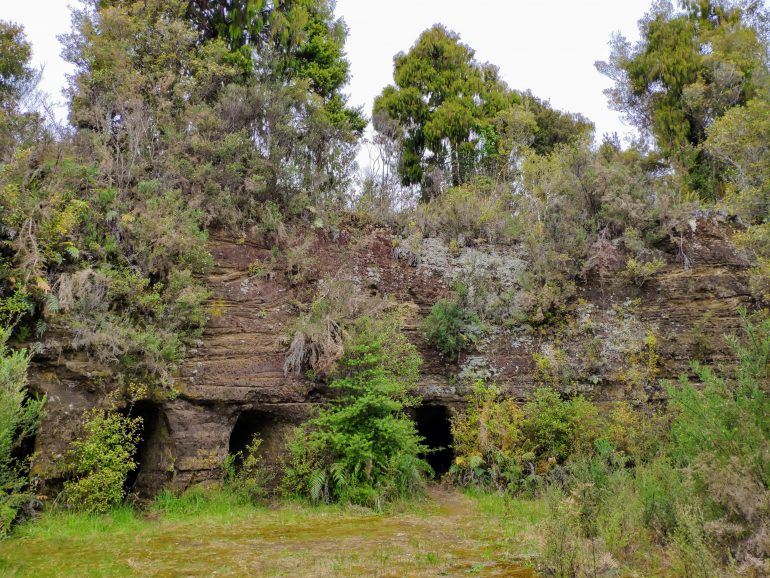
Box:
0 488 542 577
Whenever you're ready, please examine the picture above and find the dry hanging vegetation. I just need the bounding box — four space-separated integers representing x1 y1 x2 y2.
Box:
284 276 394 379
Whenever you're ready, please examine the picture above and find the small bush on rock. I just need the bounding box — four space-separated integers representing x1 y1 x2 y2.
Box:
422 285 482 362
62 409 141 514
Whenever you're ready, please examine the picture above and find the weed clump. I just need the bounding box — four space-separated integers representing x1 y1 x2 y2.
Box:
222 435 272 505
422 284 482 362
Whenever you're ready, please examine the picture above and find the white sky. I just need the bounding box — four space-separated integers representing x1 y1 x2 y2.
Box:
2 0 653 151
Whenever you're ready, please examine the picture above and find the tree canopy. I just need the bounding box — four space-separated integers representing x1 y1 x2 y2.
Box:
597 0 769 199
374 25 591 199
186 0 364 131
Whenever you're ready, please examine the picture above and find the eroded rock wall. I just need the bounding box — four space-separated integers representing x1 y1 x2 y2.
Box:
28 216 754 494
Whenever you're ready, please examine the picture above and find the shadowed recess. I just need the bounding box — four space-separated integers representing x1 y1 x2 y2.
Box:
228 410 285 470
124 401 162 495
414 405 454 477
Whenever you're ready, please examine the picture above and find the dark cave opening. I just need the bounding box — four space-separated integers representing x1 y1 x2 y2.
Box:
229 410 282 470
124 401 162 494
414 405 454 478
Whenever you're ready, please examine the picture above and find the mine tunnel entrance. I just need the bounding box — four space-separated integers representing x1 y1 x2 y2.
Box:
229 410 286 472
414 405 454 478
124 400 163 495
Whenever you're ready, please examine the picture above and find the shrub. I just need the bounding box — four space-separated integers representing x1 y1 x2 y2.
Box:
0 328 45 535
422 286 482 362
663 310 770 566
1 153 212 393
452 383 637 491
284 277 388 378
733 222 770 303
622 257 666 288
222 435 272 504
283 314 429 508
414 182 517 244
62 409 141 514
704 98 770 225
605 402 664 463
450 381 525 491
521 388 581 467
537 310 770 575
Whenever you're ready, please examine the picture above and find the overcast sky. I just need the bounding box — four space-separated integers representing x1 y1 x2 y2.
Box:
3 0 653 153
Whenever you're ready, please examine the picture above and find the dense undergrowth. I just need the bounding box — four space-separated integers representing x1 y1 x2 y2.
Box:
451 311 770 575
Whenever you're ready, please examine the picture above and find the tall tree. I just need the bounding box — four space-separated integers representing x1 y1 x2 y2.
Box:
0 22 35 108
0 21 40 162
186 0 364 131
63 0 361 216
597 0 769 199
374 25 591 199
374 25 513 195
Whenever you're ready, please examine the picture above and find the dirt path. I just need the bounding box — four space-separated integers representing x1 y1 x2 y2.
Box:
0 488 541 577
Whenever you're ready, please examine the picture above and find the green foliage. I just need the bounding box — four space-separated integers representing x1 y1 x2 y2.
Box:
0 21 39 162
414 181 517 244
704 94 770 302
186 0 364 130
283 314 429 508
622 256 666 287
451 380 659 496
62 409 141 514
284 277 382 378
737 225 770 305
422 286 481 362
521 389 580 466
597 0 769 199
374 25 591 198
705 97 770 224
0 157 213 388
222 435 272 504
0 21 34 104
0 328 44 536
450 381 524 490
539 310 770 575
510 137 676 324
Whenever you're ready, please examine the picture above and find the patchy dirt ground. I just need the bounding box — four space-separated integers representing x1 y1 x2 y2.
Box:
0 489 542 577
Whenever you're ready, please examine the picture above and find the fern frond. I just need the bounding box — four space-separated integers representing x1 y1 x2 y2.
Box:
309 469 327 503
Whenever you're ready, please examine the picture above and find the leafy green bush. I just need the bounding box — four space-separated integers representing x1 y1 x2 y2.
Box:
450 381 524 491
0 328 45 535
414 182 517 244
62 409 141 514
704 98 770 225
422 287 481 362
451 380 663 499
283 314 429 509
222 435 272 505
622 257 666 287
664 310 770 566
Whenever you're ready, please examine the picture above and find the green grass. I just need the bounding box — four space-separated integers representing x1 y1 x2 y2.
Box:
0 487 542 577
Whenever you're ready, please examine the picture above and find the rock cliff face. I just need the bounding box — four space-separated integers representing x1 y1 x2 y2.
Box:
28 215 754 495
